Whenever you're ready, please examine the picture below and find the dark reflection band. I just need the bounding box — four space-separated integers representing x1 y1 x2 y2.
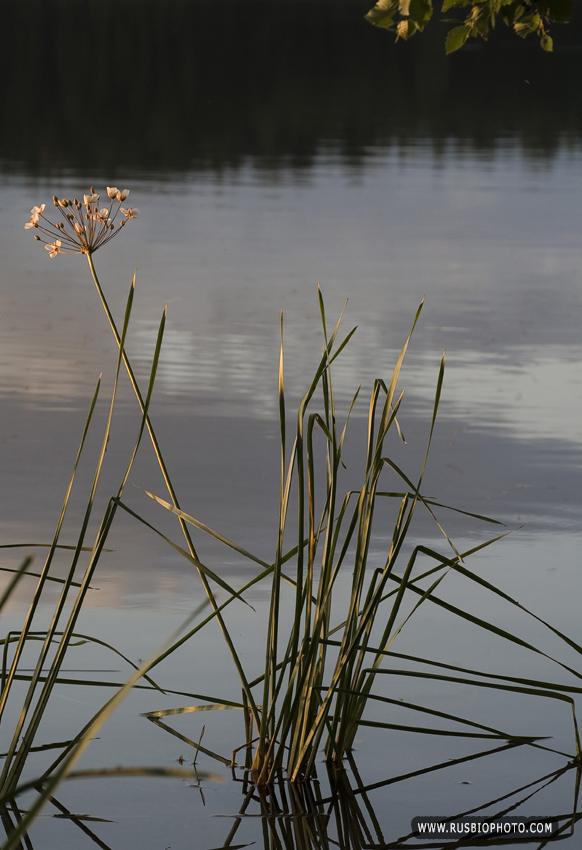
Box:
2 0 582 178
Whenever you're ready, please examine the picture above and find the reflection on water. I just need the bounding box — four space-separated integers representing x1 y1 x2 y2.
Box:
1 0 582 177
1 145 580 538
128 327 582 443
10 742 581 848
1 306 580 439
0 3 581 846
216 753 581 850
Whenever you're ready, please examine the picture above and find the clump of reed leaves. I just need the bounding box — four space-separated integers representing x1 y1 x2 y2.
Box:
136 292 582 789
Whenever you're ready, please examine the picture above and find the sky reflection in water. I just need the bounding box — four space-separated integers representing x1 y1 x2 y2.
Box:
0 5 581 846
1 144 580 848
2 146 580 540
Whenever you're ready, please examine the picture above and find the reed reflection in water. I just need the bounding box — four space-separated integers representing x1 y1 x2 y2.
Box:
215 749 581 849
5 745 579 848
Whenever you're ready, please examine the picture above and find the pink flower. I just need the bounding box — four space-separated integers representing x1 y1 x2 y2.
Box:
120 207 139 219
24 203 46 229
45 239 62 258
25 187 138 257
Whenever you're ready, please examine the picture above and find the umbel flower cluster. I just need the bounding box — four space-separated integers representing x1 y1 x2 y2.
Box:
24 187 139 257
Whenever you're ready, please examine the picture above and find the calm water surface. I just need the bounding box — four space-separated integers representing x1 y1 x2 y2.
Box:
1 3 581 847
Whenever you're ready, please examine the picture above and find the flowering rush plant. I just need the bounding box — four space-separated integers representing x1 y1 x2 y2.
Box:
22 183 145 443
24 186 139 258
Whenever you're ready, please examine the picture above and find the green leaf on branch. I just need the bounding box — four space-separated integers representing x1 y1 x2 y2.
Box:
442 0 471 10
397 19 418 38
366 0 572 51
475 18 491 38
409 0 433 27
365 0 399 29
445 24 471 52
539 0 574 23
502 3 528 27
514 12 541 37
366 0 432 34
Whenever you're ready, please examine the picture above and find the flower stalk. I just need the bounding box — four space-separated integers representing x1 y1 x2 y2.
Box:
28 185 265 746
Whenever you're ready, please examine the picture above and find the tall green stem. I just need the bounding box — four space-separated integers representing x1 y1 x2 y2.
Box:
85 254 260 728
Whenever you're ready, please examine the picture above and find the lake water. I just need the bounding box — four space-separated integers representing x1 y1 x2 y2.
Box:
1 2 581 847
